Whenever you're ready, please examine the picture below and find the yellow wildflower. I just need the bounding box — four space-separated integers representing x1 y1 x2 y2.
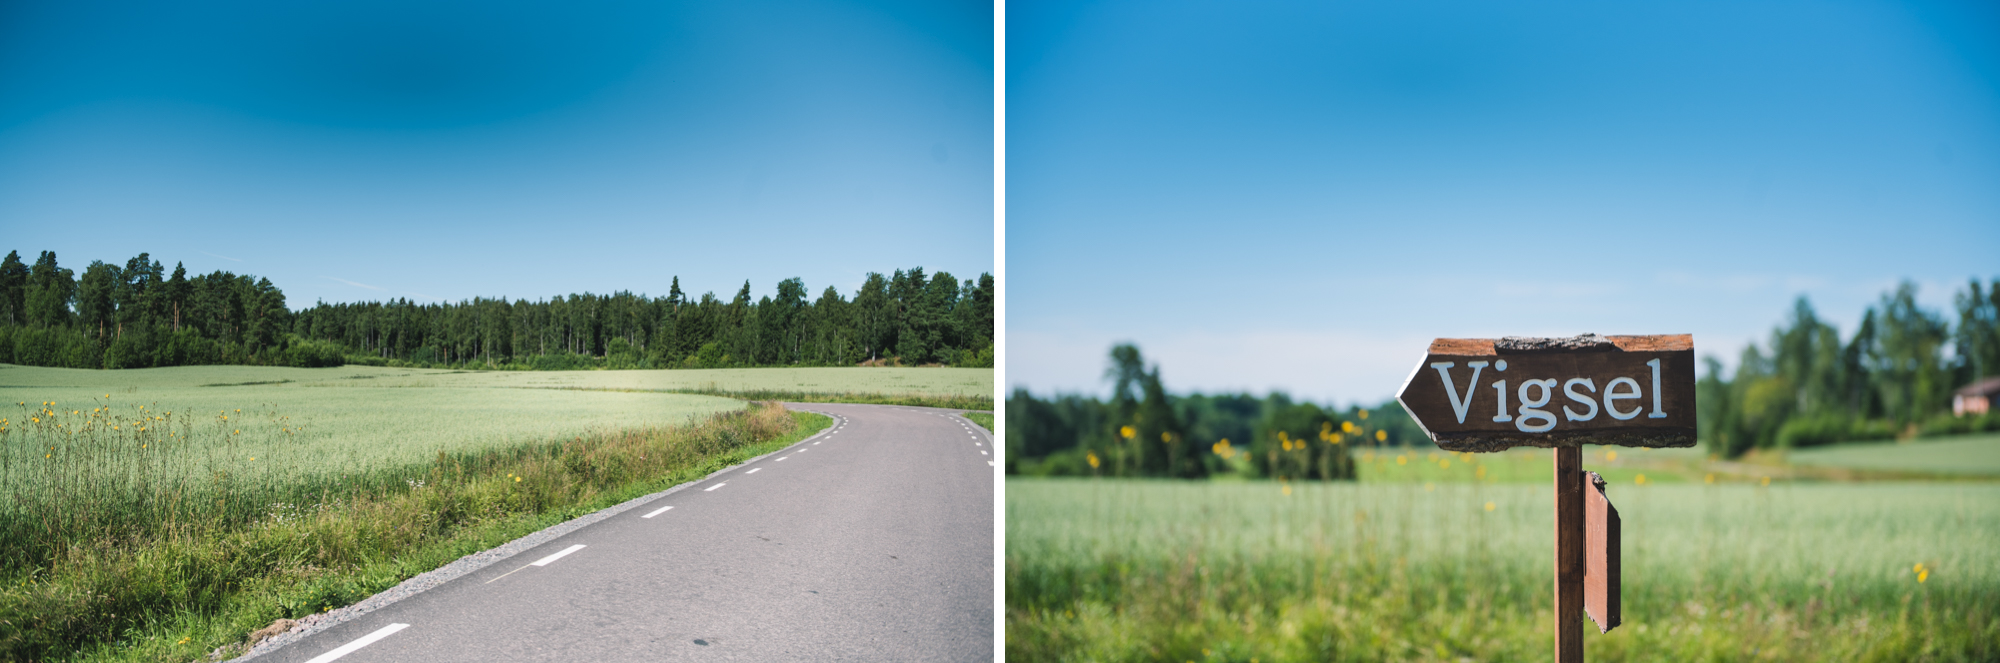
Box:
1485 501 1496 512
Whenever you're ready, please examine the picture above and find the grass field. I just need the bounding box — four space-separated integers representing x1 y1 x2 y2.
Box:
0 363 855 661
1007 477 2000 662
1787 432 2000 476
413 365 994 396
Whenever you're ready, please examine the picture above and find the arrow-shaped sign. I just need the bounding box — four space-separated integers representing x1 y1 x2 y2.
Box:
1396 334 1696 452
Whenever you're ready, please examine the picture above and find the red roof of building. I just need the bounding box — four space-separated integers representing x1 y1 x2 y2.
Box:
1957 376 2000 398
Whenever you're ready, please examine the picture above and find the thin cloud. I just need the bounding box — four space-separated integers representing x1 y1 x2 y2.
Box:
201 251 243 262
324 276 385 291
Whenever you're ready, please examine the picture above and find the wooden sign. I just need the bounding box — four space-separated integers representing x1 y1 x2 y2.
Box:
1584 471 1620 634
1396 334 1696 452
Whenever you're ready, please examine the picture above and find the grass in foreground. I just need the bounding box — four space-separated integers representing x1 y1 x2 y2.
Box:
1007 478 2000 662
1 403 827 662
966 412 993 431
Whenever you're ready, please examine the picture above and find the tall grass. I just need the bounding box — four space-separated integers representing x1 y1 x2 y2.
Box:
0 400 818 661
1007 478 2000 662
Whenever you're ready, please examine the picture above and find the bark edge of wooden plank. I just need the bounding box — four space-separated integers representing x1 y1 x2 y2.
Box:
1584 471 1622 634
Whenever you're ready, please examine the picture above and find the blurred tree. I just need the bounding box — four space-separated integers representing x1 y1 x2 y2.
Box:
1955 278 2000 382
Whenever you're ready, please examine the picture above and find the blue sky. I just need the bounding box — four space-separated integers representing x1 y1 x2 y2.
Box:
0 0 993 307
1009 0 2000 405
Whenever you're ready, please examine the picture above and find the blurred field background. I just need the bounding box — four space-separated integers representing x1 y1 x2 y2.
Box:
1007 475 1998 662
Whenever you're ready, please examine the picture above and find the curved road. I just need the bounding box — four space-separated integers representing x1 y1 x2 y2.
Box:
254 403 993 663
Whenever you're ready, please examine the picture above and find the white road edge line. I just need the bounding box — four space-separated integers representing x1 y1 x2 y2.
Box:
706 482 728 490
641 505 674 518
532 544 587 566
302 623 409 663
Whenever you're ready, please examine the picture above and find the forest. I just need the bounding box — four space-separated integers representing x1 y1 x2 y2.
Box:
1006 344 1429 479
1698 279 2000 456
1009 279 2000 477
0 249 994 371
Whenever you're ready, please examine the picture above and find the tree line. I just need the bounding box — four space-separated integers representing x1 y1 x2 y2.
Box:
1697 279 2000 456
1006 344 1425 480
0 249 994 371
1010 277 2000 479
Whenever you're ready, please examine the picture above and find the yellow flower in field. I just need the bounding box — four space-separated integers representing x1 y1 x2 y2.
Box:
1341 421 1356 434
1441 458 1451 469
1160 431 1171 443
233 429 239 435
1485 501 1496 511
1396 455 1407 465
1281 482 1292 496
1359 409 1369 420
249 457 256 461
1635 474 1648 485
1425 482 1434 491
1476 465 1487 479
1119 425 1135 440
1705 473 1715 484
1375 430 1387 442
31 417 38 423
1606 450 1618 462
1760 476 1771 487
515 476 522 482
1087 451 1100 469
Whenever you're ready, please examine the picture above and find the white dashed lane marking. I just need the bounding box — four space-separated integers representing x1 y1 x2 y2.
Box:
302 623 409 663
746 468 761 474
705 482 727 491
641 505 674 519
532 544 587 567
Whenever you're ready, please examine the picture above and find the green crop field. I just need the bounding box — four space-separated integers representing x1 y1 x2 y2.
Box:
0 362 849 661
1007 477 2000 662
1787 433 2000 476
411 365 995 396
0 364 748 568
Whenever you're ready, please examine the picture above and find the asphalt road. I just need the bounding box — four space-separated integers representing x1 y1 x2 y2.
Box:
255 403 994 663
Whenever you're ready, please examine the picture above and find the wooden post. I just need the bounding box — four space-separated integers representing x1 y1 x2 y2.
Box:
1554 446 1584 662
